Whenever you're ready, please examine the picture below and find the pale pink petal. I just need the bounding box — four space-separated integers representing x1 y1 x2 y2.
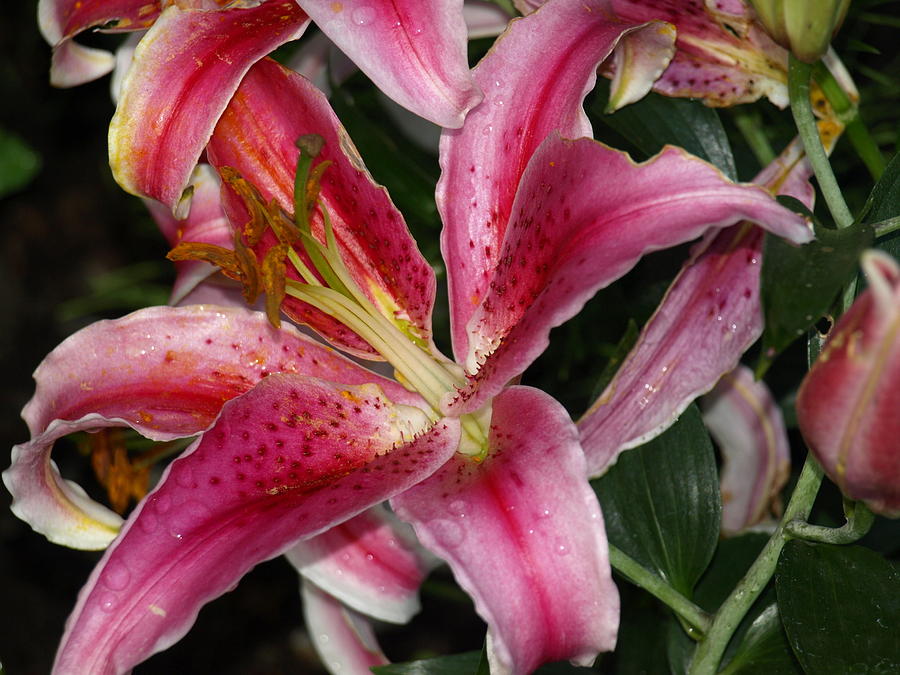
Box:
286 504 436 623
208 59 438 355
52 375 459 674
438 0 672 360
287 30 335 93
446 135 811 415
701 366 790 536
144 164 232 305
464 0 513 39
578 138 814 476
301 0 481 128
108 2 310 209
393 387 617 675
609 0 789 108
302 581 389 675
605 21 677 112
49 40 116 87
4 304 416 549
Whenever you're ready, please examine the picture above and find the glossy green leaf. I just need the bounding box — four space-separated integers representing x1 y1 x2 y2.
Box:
758 218 874 375
0 127 41 199
590 82 737 180
592 404 720 597
720 604 802 675
868 152 900 258
776 541 900 674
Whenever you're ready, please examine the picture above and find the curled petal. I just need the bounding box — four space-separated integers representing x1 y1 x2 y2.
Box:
302 581 390 675
53 375 460 674
579 138 814 476
446 135 811 415
463 0 513 39
49 40 116 87
701 365 790 535
286 504 437 624
209 59 437 355
4 305 416 549
301 0 481 128
109 2 309 209
438 0 673 359
394 387 617 675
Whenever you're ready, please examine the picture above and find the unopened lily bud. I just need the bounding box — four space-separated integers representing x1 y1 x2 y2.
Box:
748 0 851 63
796 250 900 516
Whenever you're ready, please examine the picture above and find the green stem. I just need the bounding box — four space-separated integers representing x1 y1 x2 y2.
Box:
873 215 900 238
609 545 712 637
785 499 875 545
813 62 885 180
789 56 854 229
732 109 775 168
688 455 824 675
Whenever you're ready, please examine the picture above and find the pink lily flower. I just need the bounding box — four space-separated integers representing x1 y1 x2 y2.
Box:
7 1 812 673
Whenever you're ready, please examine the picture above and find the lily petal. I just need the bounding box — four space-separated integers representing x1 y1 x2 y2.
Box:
300 0 481 128
4 304 417 549
53 374 459 674
438 0 673 360
393 386 617 675
144 164 233 305
49 40 116 87
286 504 437 623
448 135 811 415
208 58 438 355
701 365 790 535
108 2 310 209
578 138 813 476
302 581 389 675
609 0 789 107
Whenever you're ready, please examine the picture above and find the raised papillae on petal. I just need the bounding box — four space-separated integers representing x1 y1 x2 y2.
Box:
286 504 436 624
394 387 618 675
3 305 419 550
579 138 813 476
208 59 438 354
702 365 790 535
301 0 480 128
446 135 811 415
52 374 459 674
797 251 900 517
108 2 310 209
438 0 674 359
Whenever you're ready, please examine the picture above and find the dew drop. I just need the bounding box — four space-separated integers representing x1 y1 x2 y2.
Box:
166 500 211 540
430 518 465 547
97 592 117 613
482 125 493 136
318 633 331 645
351 6 375 25
365 553 375 561
538 508 551 519
101 562 131 591
139 510 159 534
493 98 505 107
154 494 172 515
447 499 468 517
555 540 570 556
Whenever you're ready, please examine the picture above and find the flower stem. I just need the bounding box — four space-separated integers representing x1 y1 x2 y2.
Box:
785 498 875 545
609 544 711 637
812 62 885 180
788 55 854 229
688 454 824 675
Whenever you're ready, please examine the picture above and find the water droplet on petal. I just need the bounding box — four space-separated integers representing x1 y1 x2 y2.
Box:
139 510 159 534
555 540 570 556
351 6 375 26
448 499 468 517
175 465 194 488
538 508 551 519
365 552 375 561
430 519 465 547
101 562 131 591
318 633 330 645
482 125 493 136
97 592 117 613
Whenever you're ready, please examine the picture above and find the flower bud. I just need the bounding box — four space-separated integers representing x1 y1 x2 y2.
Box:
748 0 851 63
796 250 900 516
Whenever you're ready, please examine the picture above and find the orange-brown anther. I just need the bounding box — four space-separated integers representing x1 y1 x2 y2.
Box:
85 430 150 515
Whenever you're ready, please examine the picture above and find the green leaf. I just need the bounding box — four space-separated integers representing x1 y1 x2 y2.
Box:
776 541 900 674
758 219 874 375
372 652 481 675
0 127 41 199
590 81 737 180
720 604 802 675
868 152 900 259
592 404 721 597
